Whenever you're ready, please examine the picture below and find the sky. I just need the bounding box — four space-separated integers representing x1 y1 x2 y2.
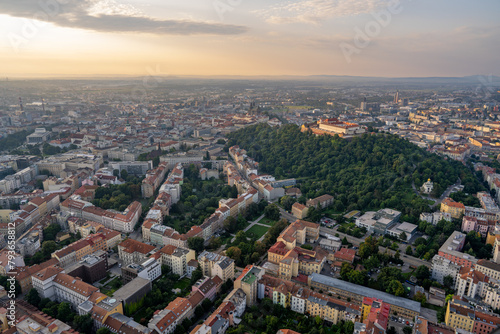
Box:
0 0 499 78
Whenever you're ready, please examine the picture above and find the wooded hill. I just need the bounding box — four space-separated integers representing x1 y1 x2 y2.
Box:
226 124 484 222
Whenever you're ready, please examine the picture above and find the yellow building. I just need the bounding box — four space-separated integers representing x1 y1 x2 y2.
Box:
0 210 13 224
445 299 474 332
440 198 465 219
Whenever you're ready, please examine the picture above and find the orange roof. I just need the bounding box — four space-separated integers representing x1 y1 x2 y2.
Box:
119 239 155 254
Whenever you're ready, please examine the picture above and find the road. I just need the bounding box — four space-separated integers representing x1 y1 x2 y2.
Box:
279 205 431 268
411 178 461 209
430 178 462 209
319 227 431 268
279 207 298 222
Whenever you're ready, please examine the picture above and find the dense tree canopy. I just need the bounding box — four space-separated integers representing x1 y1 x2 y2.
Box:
226 124 484 221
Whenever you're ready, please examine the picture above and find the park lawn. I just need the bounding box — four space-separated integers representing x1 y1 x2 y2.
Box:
173 278 191 291
246 225 270 239
259 217 277 226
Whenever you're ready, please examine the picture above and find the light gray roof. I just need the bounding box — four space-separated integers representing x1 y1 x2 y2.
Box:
309 273 421 313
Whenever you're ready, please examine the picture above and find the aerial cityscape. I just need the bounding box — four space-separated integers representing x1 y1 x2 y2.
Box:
1 1 500 334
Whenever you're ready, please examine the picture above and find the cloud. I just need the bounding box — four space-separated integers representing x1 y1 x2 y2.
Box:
0 0 248 35
258 0 393 25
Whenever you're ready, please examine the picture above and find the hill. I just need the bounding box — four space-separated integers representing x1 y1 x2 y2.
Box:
226 124 484 222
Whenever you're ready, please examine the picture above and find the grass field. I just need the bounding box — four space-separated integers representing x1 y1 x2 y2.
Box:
173 278 191 291
246 225 270 239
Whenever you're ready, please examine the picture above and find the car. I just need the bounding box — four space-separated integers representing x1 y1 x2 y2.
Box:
118 264 122 268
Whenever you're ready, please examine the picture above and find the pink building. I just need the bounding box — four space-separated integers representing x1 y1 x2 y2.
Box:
462 216 495 238
192 276 221 301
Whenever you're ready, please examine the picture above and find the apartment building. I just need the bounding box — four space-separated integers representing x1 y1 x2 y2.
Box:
118 239 156 266
234 265 265 306
441 198 466 219
52 233 107 268
431 255 461 285
258 274 360 324
158 244 196 277
445 296 500 334
308 273 421 319
198 251 235 282
438 231 477 269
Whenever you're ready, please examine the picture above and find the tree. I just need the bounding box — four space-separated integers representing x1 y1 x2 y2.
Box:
43 223 61 241
280 196 296 211
399 231 407 241
415 265 430 280
340 262 353 280
387 327 397 334
405 245 413 255
359 236 379 259
343 321 354 334
120 169 128 179
97 329 112 334
264 203 280 221
208 237 222 250
113 169 120 177
414 291 427 304
73 314 94 334
24 288 41 307
57 302 74 323
191 265 203 285
387 280 406 297
187 237 204 253
443 275 454 288
42 241 58 255
226 247 242 261
223 216 238 233
403 327 412 334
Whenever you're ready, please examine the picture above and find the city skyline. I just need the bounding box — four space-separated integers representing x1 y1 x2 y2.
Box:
1 0 499 78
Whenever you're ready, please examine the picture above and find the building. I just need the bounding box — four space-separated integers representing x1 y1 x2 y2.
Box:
421 179 434 194
121 257 161 283
308 273 421 319
52 233 107 268
306 194 334 209
118 239 156 266
431 255 461 285
438 231 477 269
455 267 489 300
158 245 196 277
441 198 466 219
61 196 142 233
355 208 401 235
148 297 193 334
257 274 360 325
475 259 500 281
302 118 366 137
267 220 323 279
445 296 500 334
386 222 418 241
27 128 51 145
113 277 152 305
198 251 235 282
291 202 308 219
110 161 153 176
420 212 452 225
66 252 108 284
234 265 265 306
